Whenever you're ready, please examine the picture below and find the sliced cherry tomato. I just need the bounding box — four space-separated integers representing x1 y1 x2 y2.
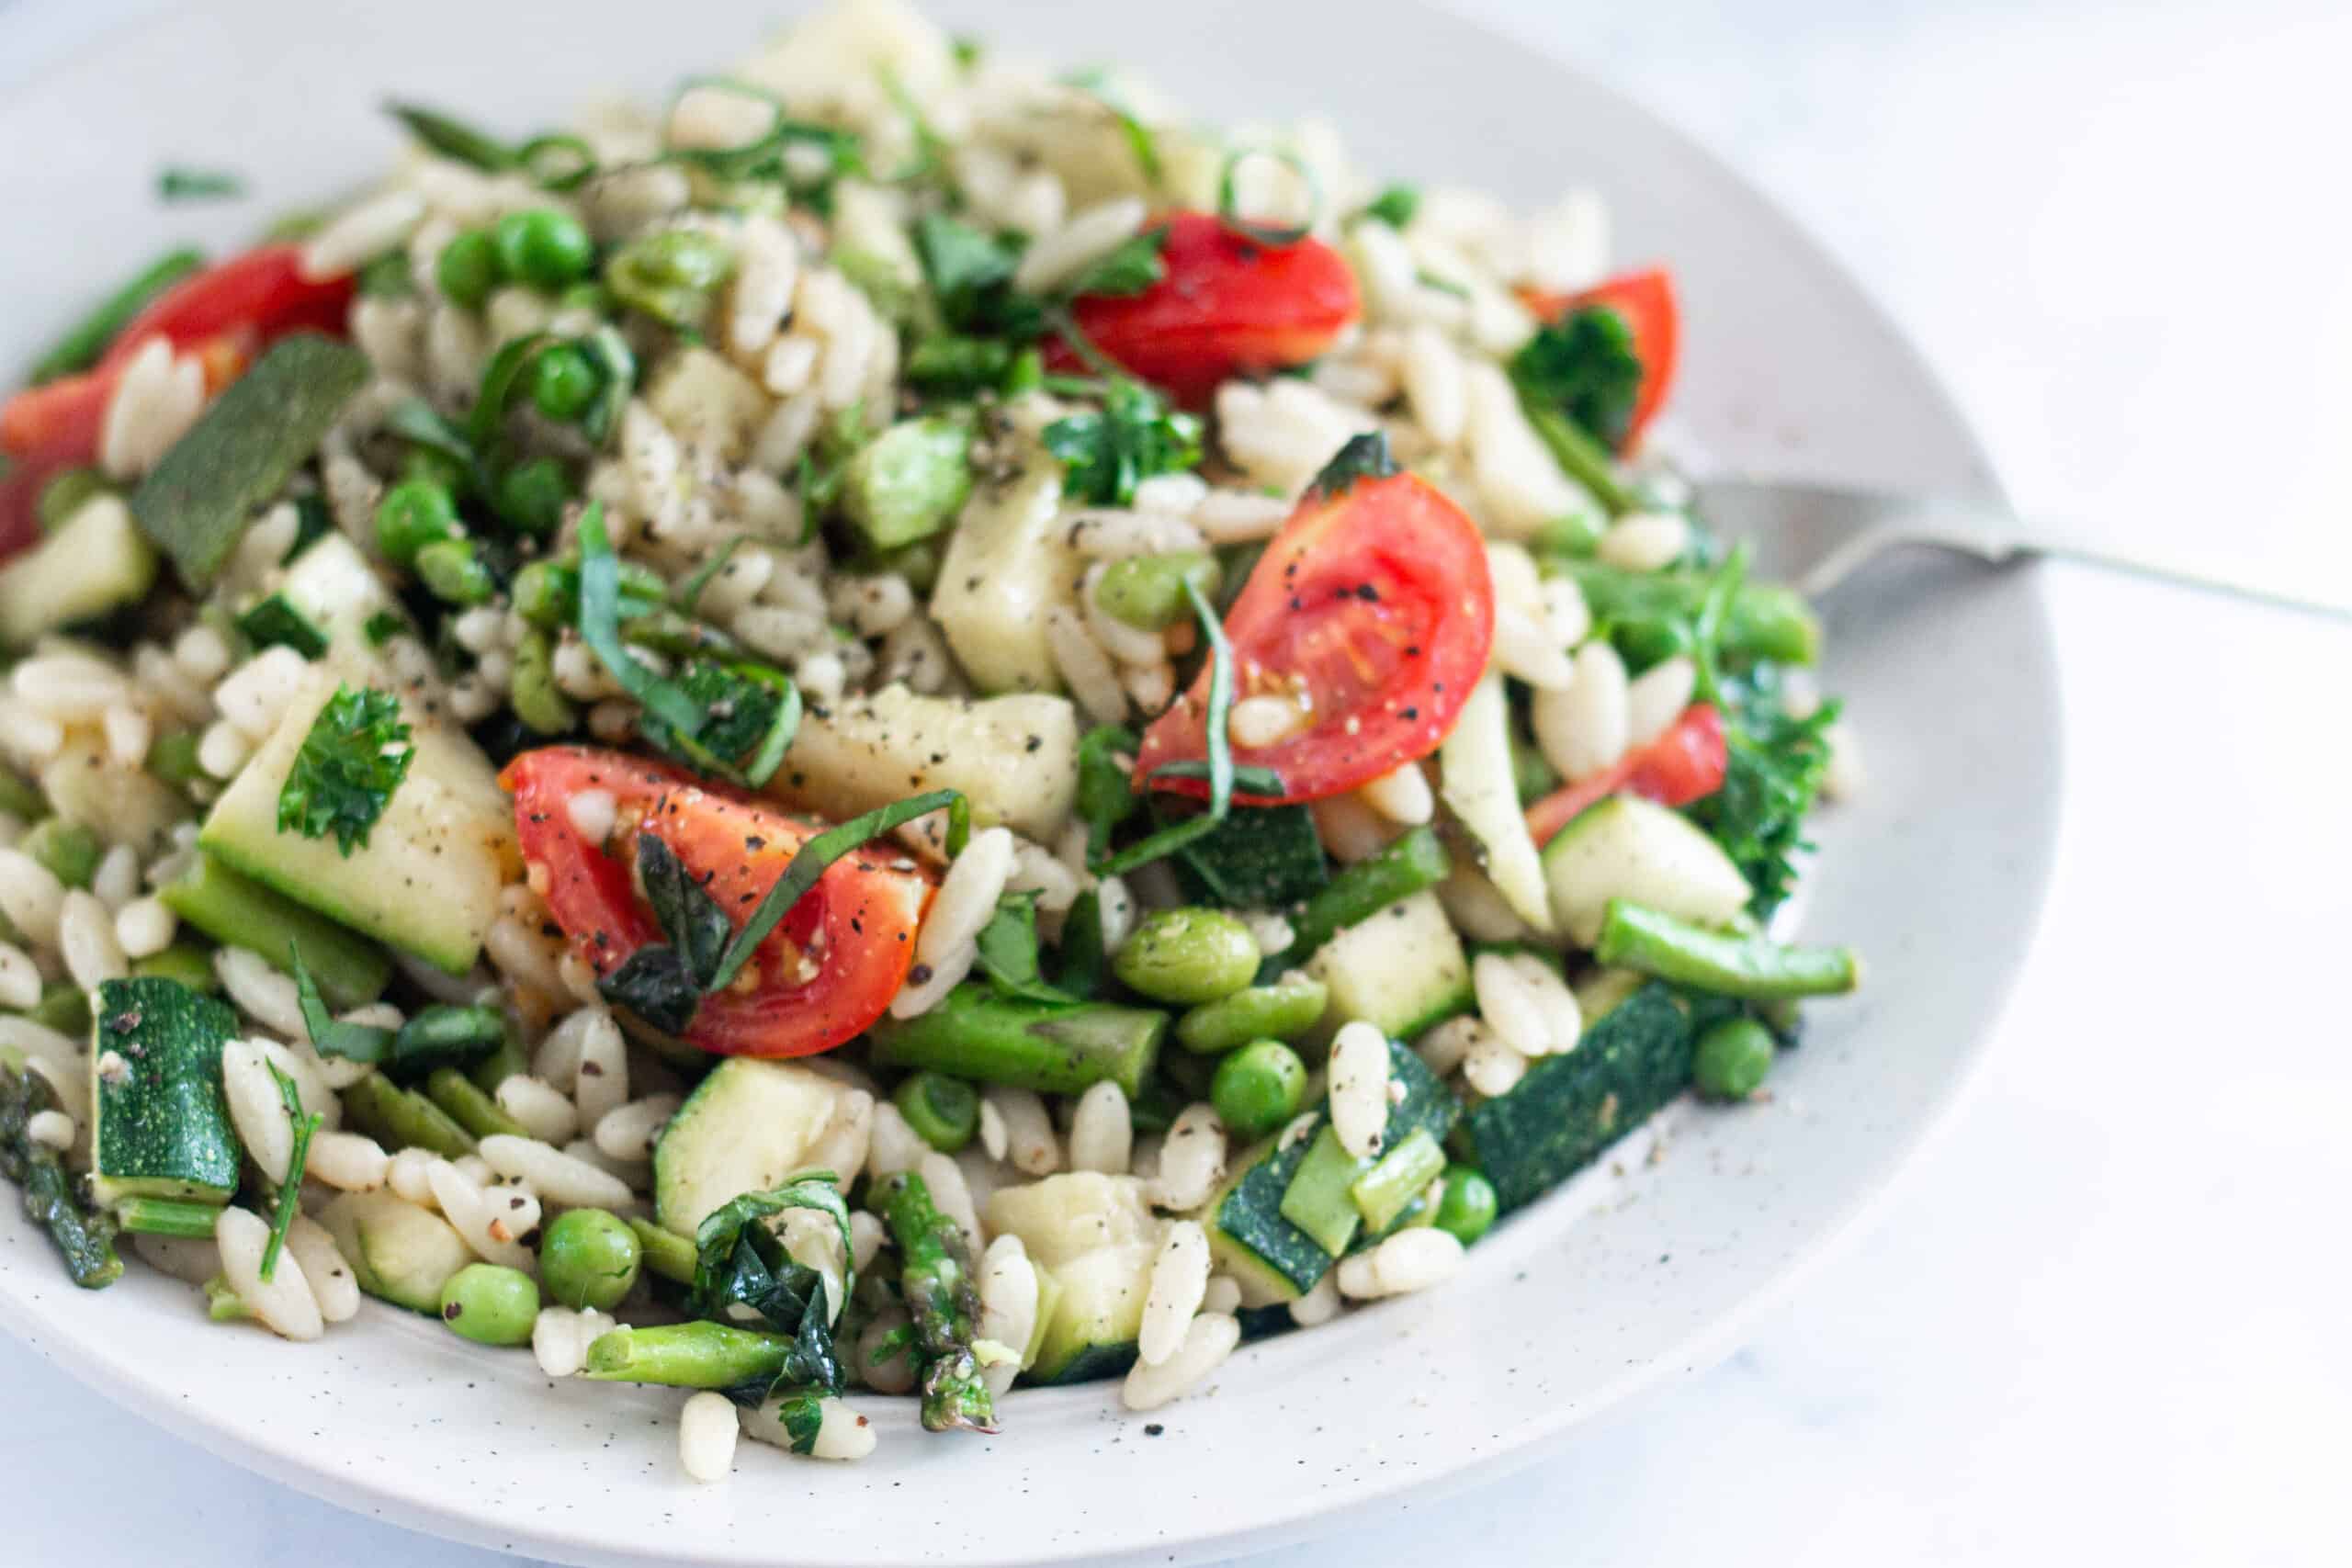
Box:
0 243 356 565
1521 265 1679 452
502 747 935 1059
1047 212 1361 407
97 243 354 374
1133 470 1493 806
1524 702 1727 847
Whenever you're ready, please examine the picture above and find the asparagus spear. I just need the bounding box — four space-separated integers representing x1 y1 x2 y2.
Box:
423 1067 528 1141
1593 899 1859 1000
0 1065 123 1289
116 1195 225 1238
877 1170 997 1434
867 987 1164 1100
580 1322 815 1389
341 1072 477 1159
1276 825 1452 965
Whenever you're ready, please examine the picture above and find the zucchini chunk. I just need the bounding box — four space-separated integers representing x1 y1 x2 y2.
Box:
88 976 243 1206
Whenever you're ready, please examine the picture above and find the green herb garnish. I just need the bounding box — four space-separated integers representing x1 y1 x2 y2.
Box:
1306 430 1399 500
385 102 515 171
1097 581 1248 874
257 1060 322 1283
1041 378 1202 507
157 167 244 202
1361 184 1419 229
277 684 414 855
1062 225 1168 297
1510 299 1645 450
599 789 970 1034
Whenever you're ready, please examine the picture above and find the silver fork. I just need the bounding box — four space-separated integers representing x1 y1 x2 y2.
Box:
1687 478 2352 620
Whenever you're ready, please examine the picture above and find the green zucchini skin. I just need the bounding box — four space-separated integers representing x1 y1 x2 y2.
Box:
1462 982 1736 1212
1212 1038 1459 1296
89 976 243 1205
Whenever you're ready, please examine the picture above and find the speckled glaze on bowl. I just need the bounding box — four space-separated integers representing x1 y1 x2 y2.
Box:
0 1 2057 1562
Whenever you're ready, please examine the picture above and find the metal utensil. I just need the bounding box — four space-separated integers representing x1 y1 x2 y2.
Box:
1687 477 2352 620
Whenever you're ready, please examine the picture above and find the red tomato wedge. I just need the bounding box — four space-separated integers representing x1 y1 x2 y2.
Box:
1521 265 1679 452
502 748 935 1059
1524 702 1727 847
0 244 356 561
1134 470 1494 807
97 243 354 375
1048 212 1361 407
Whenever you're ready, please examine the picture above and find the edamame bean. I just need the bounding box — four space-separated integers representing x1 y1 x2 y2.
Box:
493 209 595 289
435 230 503 310
527 346 599 423
375 478 458 566
509 627 575 736
1113 908 1260 1005
539 1209 641 1312
1175 975 1329 1055
497 456 571 536
1093 552 1222 630
1692 1016 1776 1100
437 1263 540 1345
1210 1039 1306 1140
414 538 494 605
892 1071 978 1153
1431 1165 1498 1246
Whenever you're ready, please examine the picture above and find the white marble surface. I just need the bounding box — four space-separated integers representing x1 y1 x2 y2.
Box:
2 1 2346 1564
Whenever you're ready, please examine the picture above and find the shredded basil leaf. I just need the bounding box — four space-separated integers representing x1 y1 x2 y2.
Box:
1096 580 1242 874
1360 184 1419 229
1216 146 1320 246
384 102 514 172
660 76 865 188
257 1061 322 1283
972 890 1071 1003
288 943 395 1064
1306 430 1399 500
517 134 597 191
576 503 720 740
1061 226 1167 298
157 166 244 203
707 788 970 994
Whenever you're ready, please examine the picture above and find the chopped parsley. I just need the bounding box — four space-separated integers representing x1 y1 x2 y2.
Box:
277 684 413 855
1306 430 1399 500
1361 183 1419 229
257 1060 322 1283
1061 225 1168 298
157 166 244 203
1041 378 1202 507
1510 301 1645 449
1690 694 1838 919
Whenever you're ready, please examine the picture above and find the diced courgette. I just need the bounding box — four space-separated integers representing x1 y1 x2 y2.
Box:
321 1188 474 1314
0 496 158 649
88 976 242 1205
651 1057 854 1236
768 684 1080 842
1025 1240 1152 1384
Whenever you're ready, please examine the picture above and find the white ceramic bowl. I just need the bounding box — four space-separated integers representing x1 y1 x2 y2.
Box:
0 2 2059 1562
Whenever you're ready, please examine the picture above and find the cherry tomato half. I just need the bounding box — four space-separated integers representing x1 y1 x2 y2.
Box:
1133 469 1494 806
503 747 935 1059
1521 265 1679 452
1050 212 1361 407
0 244 356 560
1524 701 1727 847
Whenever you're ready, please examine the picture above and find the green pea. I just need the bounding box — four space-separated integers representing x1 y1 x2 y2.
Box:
1431 1164 1498 1246
1210 1039 1306 1140
496 456 571 536
413 538 494 605
1529 512 1602 558
435 229 503 310
375 479 458 566
35 468 112 533
1092 552 1222 631
493 209 595 289
605 230 733 329
130 940 220 993
527 345 600 423
401 446 469 493
892 1071 978 1153
1113 907 1261 1005
20 818 101 889
508 627 576 737
437 1262 541 1345
1693 1016 1777 1100
538 1209 641 1312
509 559 574 626
1175 975 1329 1055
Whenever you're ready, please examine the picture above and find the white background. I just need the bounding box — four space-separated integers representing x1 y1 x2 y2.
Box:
2 0 2347 1563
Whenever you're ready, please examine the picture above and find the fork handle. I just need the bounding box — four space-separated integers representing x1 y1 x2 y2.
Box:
1802 513 2352 621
